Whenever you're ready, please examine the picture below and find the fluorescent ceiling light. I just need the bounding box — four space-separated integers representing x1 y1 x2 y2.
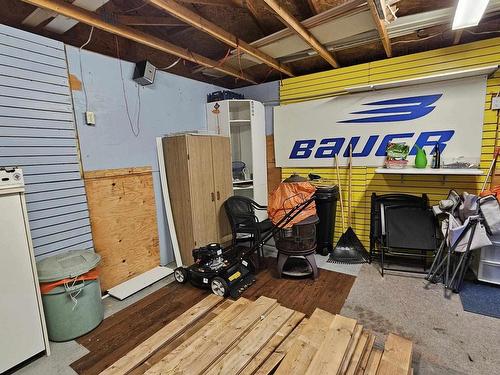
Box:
452 0 490 30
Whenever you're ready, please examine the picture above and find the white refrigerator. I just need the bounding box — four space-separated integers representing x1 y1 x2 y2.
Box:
0 168 49 372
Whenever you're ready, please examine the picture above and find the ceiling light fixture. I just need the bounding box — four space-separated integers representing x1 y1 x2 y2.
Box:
452 0 490 30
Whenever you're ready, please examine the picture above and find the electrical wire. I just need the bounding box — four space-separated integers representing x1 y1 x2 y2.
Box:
121 1 147 14
391 30 445 45
79 26 95 112
158 57 182 71
115 36 141 137
464 29 500 36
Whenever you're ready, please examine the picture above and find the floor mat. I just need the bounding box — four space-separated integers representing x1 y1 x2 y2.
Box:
460 281 500 319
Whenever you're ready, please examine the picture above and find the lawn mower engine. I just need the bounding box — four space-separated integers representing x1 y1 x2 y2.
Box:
173 243 256 298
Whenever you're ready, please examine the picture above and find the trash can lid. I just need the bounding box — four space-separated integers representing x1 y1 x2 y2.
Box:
37 250 101 282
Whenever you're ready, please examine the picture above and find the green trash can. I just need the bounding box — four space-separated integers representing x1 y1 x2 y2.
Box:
37 250 104 342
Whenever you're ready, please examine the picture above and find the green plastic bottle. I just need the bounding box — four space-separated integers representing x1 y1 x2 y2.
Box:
414 145 427 168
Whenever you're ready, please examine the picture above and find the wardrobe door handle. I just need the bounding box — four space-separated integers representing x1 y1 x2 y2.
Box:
211 192 215 202
217 191 221 200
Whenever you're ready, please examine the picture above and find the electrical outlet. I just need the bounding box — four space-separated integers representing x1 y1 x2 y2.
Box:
85 111 96 126
492 96 500 110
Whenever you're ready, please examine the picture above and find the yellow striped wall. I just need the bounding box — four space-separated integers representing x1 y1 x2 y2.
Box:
279 37 500 246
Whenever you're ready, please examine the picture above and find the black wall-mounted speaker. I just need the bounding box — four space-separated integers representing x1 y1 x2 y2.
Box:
133 60 156 86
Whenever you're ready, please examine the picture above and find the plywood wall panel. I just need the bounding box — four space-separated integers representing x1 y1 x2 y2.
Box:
84 167 160 291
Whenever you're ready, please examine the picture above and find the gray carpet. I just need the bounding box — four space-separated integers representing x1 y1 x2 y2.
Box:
340 264 500 375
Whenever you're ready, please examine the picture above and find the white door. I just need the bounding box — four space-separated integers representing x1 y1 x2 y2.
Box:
0 193 45 373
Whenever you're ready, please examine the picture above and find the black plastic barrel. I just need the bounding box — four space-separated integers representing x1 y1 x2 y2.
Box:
314 186 339 255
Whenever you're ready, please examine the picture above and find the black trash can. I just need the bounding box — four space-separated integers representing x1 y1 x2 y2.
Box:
314 186 339 255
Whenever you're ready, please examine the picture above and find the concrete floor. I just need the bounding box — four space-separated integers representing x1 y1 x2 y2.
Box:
12 263 500 375
341 264 500 375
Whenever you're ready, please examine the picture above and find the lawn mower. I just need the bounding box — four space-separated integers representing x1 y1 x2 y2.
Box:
173 196 315 298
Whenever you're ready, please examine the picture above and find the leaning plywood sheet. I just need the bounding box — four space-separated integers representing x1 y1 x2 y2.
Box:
84 167 160 291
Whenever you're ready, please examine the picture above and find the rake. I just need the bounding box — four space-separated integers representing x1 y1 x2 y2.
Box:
328 146 369 264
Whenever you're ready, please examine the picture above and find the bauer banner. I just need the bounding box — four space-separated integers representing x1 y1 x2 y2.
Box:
274 76 487 167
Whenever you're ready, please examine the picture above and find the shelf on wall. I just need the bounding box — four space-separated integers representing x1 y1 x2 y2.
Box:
375 167 483 176
229 119 251 123
233 179 253 184
233 186 254 190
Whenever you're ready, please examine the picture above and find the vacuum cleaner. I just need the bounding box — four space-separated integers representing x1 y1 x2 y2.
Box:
173 197 315 298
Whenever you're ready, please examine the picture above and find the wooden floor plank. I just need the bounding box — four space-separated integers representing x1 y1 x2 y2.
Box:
72 286 208 375
243 258 355 316
376 334 413 375
205 305 295 375
142 298 251 375
145 296 278 375
340 324 364 375
274 308 336 375
239 311 305 375
129 300 234 375
364 349 383 375
72 259 355 375
254 317 309 375
357 334 375 375
100 294 222 375
305 315 358 375
346 331 369 375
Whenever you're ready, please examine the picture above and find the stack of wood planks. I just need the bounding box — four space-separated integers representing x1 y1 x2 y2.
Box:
99 295 413 375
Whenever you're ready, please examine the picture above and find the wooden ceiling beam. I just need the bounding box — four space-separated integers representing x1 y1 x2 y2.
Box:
19 0 257 83
147 0 295 76
367 0 392 57
262 0 339 68
115 15 186 27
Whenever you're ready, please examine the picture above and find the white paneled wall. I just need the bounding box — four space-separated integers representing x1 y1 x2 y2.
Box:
0 24 93 257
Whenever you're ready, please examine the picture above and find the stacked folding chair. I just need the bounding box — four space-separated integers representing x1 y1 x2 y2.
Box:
426 190 496 292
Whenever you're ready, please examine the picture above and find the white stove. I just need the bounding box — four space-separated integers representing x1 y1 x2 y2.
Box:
0 167 25 193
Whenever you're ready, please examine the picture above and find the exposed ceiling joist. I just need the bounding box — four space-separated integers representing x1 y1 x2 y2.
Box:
262 0 340 68
147 0 295 76
19 0 257 83
367 0 392 57
115 15 186 27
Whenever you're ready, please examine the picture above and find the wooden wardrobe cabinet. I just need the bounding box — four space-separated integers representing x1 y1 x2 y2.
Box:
163 134 233 265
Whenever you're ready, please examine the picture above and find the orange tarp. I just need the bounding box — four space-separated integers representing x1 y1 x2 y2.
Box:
268 181 317 228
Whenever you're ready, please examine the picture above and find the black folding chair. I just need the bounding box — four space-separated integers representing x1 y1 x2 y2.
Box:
380 204 438 276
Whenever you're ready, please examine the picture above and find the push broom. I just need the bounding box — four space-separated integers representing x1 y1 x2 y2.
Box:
328 145 369 264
